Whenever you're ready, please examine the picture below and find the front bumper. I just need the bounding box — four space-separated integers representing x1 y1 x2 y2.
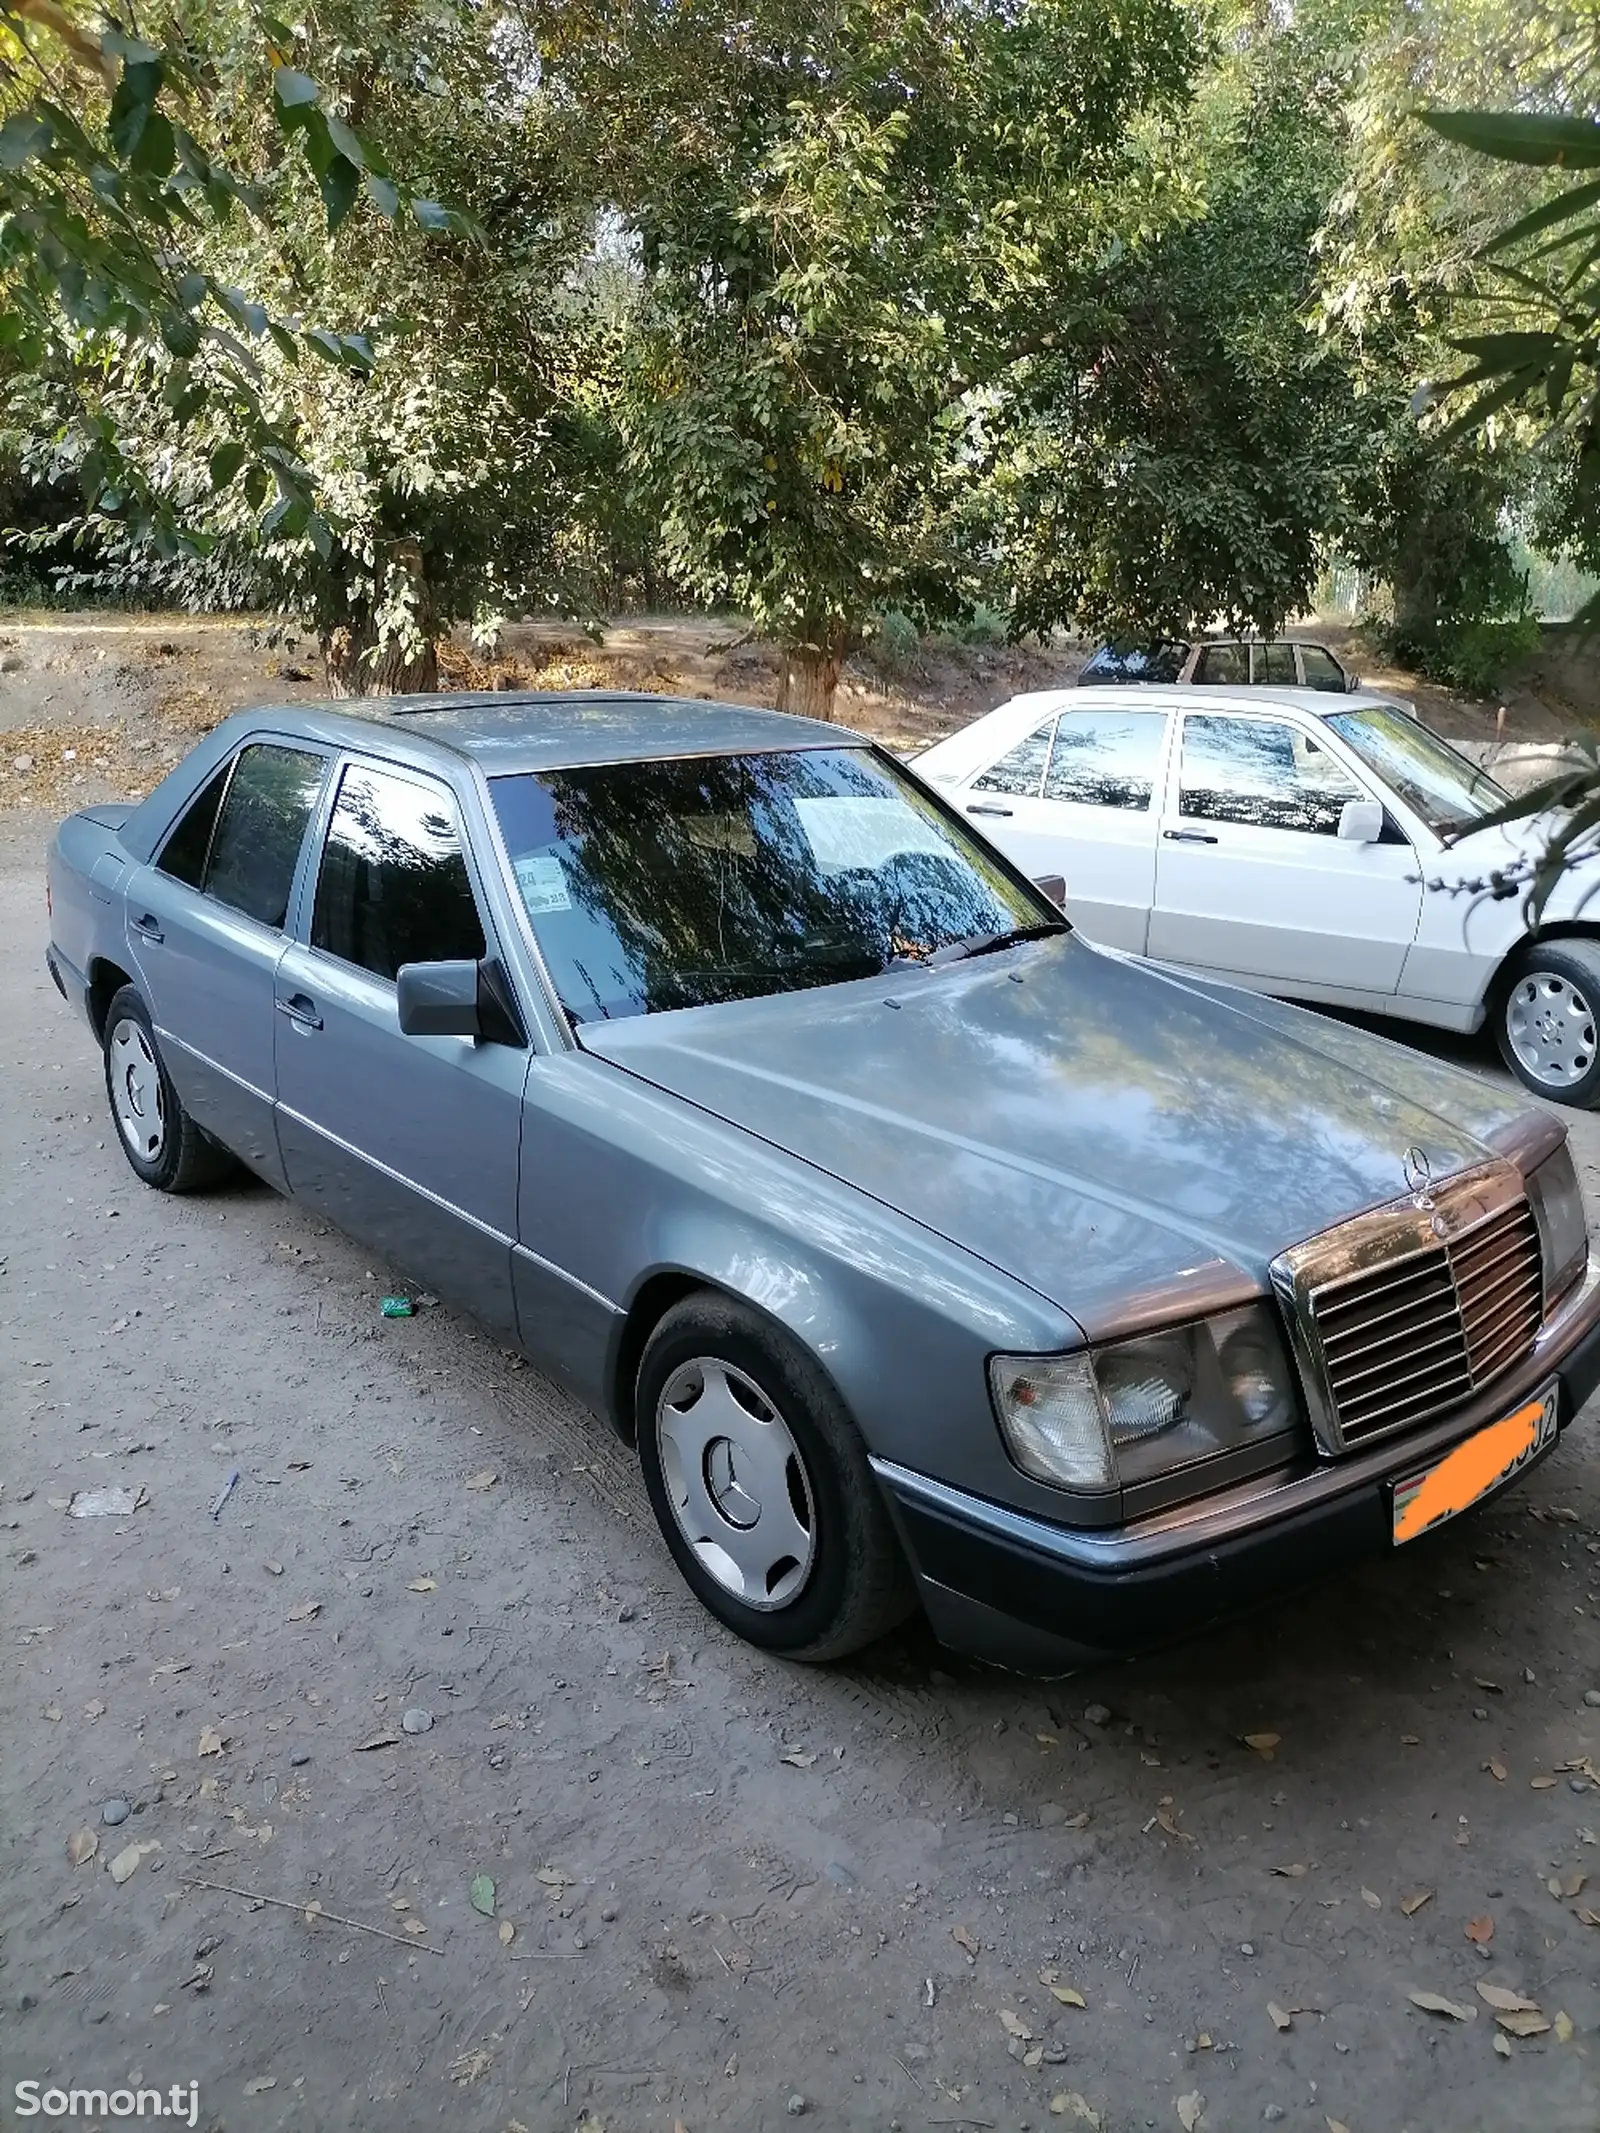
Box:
875 1263 1600 1674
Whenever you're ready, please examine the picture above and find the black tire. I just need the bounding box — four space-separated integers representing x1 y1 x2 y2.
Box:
1495 940 1600 1108
102 985 237 1192
635 1292 917 1659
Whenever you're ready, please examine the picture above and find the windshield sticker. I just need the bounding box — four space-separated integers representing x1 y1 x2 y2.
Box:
793 796 952 875
514 850 572 914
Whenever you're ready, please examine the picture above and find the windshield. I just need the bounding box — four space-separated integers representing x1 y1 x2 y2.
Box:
489 746 1056 1023
1324 707 1509 836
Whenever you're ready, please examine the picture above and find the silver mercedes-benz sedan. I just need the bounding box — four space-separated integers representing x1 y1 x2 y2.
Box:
45 691 1600 1672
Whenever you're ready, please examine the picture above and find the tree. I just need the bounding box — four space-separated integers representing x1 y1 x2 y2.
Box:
532 0 1201 718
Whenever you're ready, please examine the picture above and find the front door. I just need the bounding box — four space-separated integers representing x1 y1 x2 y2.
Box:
958 707 1167 952
272 757 529 1335
1148 710 1423 992
125 739 329 1186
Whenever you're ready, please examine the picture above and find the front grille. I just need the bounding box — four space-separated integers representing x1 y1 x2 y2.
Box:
1272 1163 1546 1454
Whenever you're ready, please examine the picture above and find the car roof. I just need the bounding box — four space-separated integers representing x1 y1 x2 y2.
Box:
227 690 863 774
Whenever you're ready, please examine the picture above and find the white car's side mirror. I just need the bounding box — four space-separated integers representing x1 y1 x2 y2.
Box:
1337 798 1384 844
1033 873 1067 908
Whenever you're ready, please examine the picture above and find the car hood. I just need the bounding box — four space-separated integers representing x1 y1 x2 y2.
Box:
1444 807 1600 917
580 936 1539 1337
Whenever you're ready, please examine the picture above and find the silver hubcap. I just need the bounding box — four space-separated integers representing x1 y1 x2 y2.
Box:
109 1016 166 1163
1506 971 1597 1089
655 1358 817 1610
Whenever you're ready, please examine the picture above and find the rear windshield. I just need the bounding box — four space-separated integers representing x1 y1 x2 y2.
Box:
1080 641 1189 684
488 746 1050 1023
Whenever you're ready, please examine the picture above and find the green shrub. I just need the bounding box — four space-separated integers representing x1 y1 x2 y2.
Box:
1395 610 1542 697
866 608 922 677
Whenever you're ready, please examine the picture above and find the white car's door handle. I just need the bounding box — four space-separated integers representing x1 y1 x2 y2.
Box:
1163 828 1218 846
966 802 1014 818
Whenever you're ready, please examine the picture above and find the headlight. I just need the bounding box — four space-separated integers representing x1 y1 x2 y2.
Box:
989 1303 1297 1493
1528 1139 1589 1305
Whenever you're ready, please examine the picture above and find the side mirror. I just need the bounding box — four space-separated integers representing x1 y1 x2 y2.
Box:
397 959 483 1038
1033 873 1067 908
1337 798 1384 844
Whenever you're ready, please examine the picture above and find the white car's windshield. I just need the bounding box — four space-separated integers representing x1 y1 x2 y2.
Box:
1325 707 1509 836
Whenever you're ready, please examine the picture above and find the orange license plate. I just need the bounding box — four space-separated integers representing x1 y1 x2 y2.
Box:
1392 1383 1559 1545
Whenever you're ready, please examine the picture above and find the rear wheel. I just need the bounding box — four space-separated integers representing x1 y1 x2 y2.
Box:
102 985 237 1191
1497 942 1600 1108
635 1293 916 1659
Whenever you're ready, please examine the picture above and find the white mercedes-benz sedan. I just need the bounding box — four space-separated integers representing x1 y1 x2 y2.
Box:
915 686 1600 1107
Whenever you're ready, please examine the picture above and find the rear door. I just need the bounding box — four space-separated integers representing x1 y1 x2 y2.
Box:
272 755 529 1333
955 708 1167 951
125 739 330 1185
1148 709 1423 992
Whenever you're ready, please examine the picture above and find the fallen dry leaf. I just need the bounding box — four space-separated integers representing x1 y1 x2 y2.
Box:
952 1925 980 1958
1327 2122 1352 2133
1552 1871 1587 1899
1554 2010 1574 2043
1576 1907 1600 1928
403 1917 428 1937
535 1864 574 1888
1408 1991 1475 2021
1050 1985 1087 2008
1465 1914 1494 1944
65 1828 98 1867
1485 1758 1507 1782
1271 1862 1308 1879
1177 2091 1205 2131
1477 1984 1539 2013
285 1601 321 1622
1530 1775 1558 1790
1243 1732 1281 1759
197 1726 226 1757
1062 1810 1092 1830
83 1699 105 1720
109 1840 161 1885
357 1733 400 1752
1494 2033 1513 2057
1360 1887 1382 1910
1267 2002 1292 2032
464 1470 498 1491
1000 2009 1035 2041
498 1918 516 1946
1050 2098 1101 2128
406 1577 437 1593
780 1750 818 1768
244 2078 276 2096
1399 1886 1434 1917
1496 2009 1552 2039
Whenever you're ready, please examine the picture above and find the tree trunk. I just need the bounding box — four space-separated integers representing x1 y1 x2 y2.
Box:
319 541 440 697
775 623 851 721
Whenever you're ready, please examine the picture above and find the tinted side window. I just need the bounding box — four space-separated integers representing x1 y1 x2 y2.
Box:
204 745 325 927
1044 712 1165 810
156 762 230 888
1179 715 1362 835
312 764 486 981
1256 642 1296 684
1301 645 1346 692
1193 643 1249 685
972 721 1054 796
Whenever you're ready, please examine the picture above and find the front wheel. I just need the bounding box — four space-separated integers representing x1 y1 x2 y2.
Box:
1496 941 1600 1107
635 1293 916 1659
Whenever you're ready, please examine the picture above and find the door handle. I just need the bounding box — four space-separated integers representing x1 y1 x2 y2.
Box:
276 993 323 1032
132 912 164 944
966 802 1014 817
1162 829 1219 845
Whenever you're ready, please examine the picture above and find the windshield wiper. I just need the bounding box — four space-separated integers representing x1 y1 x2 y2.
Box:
924 920 1069 966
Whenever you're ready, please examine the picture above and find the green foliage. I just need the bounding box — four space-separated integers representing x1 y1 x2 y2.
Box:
865 608 922 679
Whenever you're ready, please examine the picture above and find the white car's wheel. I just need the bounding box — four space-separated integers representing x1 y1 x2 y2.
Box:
1497 941 1600 1108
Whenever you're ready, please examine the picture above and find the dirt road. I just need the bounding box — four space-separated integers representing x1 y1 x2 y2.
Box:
3 806 1599 2133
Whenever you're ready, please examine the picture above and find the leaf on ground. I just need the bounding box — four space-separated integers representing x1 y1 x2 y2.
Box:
197 1727 226 1757
464 1470 498 1491
244 2078 276 2096
1477 1984 1539 2012
1485 1758 1507 1781
1576 1907 1600 1927
1399 1886 1434 1916
109 1840 160 1884
1243 1732 1280 1759
535 1864 574 1888
285 1601 321 1622
1062 1810 1092 1829
406 1577 437 1593
1177 2090 1205 2131
1049 2096 1101 2127
780 1751 818 1768
1554 2010 1574 2042
1050 1985 1087 2007
1496 2009 1552 2038
1554 1871 1587 1898
1465 1914 1494 1943
952 1925 980 1957
357 1733 400 1751
1530 1775 1558 1789
1327 2122 1353 2133
403 1917 428 1936
498 1918 515 1945
265 1561 284 1576
1361 1887 1382 1910
1271 1862 1308 1878
470 1873 496 1917
83 1699 105 1719
1267 2002 1292 2032
1155 1802 1193 1843
66 1828 98 1867
1000 2009 1034 2040
1409 1990 1475 2021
